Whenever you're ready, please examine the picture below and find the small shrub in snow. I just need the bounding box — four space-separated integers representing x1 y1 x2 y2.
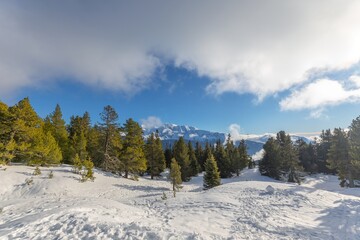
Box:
161 192 167 200
33 166 41 175
25 178 34 185
48 170 54 179
80 158 95 182
130 175 139 181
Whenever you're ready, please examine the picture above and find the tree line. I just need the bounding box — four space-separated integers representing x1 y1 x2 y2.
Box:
0 97 252 189
259 116 360 187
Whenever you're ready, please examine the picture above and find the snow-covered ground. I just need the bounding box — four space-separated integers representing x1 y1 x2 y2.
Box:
1 166 360 240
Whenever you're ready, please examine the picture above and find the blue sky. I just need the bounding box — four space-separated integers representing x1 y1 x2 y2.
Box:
1 1 360 135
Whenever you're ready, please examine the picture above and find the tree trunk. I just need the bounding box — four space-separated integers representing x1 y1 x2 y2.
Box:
125 170 128 178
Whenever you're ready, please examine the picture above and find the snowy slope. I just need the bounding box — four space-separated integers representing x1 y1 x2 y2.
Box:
1 165 360 239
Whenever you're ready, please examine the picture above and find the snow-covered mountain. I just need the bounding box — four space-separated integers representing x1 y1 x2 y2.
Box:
142 123 315 155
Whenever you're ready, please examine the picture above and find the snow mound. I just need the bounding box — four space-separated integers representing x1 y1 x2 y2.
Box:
265 185 275 194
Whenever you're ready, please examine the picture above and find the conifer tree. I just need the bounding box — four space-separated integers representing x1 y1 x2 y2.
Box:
328 128 353 187
29 130 62 166
279 134 302 184
173 137 190 181
145 132 166 179
349 116 360 186
82 157 95 181
99 105 122 171
169 158 182 197
72 153 82 173
121 118 146 178
0 101 16 164
194 142 204 172
214 139 232 178
164 143 173 168
188 142 200 176
316 129 334 173
44 104 68 162
203 152 221 189
236 139 248 176
259 137 281 179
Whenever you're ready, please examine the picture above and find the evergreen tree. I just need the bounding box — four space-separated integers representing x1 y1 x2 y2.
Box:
164 143 173 168
328 128 353 187
82 157 95 181
203 152 221 189
72 153 82 173
259 137 281 179
237 139 249 175
194 141 204 172
145 132 166 179
29 130 62 166
316 129 334 174
99 105 122 171
279 134 302 184
0 101 16 164
44 104 68 162
188 141 200 176
173 137 191 181
121 118 146 178
214 139 232 178
72 130 88 162
296 139 318 173
170 158 182 197
87 125 103 167
349 116 360 186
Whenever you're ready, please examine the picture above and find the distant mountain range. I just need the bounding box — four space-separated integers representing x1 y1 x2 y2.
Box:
142 123 315 156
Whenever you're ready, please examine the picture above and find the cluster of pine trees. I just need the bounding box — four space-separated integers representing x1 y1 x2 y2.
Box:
164 135 252 189
260 116 360 187
0 98 251 188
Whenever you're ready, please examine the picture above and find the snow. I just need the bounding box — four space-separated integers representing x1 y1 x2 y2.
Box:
1 165 360 239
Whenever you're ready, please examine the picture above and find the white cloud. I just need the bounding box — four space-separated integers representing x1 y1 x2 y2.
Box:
141 116 163 129
0 1 360 100
228 124 242 141
279 78 360 115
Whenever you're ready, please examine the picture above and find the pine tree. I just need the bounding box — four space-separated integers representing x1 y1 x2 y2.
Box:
236 139 249 176
316 129 334 174
188 142 200 176
328 128 353 187
44 104 68 162
203 152 221 189
173 137 190 181
121 118 146 178
349 116 360 186
214 139 232 178
29 130 62 166
279 134 302 184
72 153 82 173
169 158 182 197
82 157 95 181
259 137 281 179
0 101 16 165
99 105 122 171
164 143 173 168
145 132 166 179
194 142 204 172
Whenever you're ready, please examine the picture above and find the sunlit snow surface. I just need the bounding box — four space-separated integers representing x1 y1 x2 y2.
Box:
1 166 359 239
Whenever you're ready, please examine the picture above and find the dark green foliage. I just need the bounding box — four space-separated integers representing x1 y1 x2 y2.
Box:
188 141 200 177
235 139 249 176
296 139 318 173
259 137 281 179
170 158 182 197
214 139 232 178
164 143 173 168
121 118 146 178
316 129 335 174
203 152 221 189
44 104 68 162
260 131 302 183
328 128 353 187
349 116 360 185
145 132 166 179
99 105 122 172
81 157 95 181
173 137 190 181
194 142 204 172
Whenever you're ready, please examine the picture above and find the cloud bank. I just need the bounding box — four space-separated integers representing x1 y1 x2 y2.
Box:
0 0 360 112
